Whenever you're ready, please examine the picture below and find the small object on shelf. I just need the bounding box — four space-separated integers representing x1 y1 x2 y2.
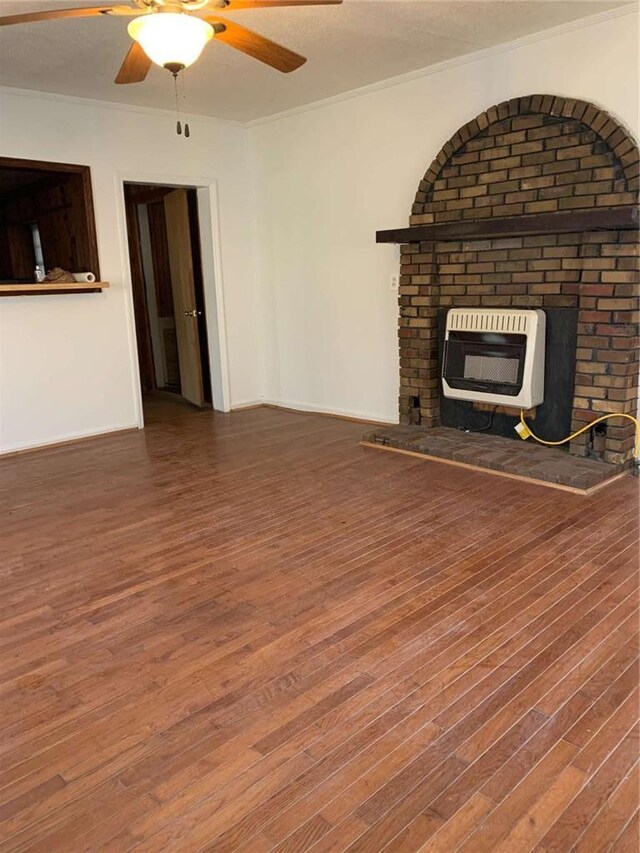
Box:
72 272 96 283
43 266 75 283
34 266 45 282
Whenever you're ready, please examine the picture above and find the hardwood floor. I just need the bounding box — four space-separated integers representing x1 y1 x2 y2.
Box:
1 398 638 852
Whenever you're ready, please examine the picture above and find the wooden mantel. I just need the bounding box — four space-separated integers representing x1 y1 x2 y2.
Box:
376 205 639 244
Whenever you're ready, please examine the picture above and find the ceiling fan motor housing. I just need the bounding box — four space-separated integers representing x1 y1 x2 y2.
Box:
135 0 229 9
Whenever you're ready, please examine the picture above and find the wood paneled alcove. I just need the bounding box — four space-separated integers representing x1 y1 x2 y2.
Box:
0 156 100 287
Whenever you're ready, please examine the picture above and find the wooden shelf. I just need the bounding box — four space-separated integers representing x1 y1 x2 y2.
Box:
0 281 109 296
376 205 639 244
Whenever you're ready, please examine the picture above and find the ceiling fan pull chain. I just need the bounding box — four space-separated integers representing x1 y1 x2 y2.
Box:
181 69 191 138
173 71 182 135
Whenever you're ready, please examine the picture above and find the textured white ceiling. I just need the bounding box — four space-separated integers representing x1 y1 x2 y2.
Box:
0 0 634 122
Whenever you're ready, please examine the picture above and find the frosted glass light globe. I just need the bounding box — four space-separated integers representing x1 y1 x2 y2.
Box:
128 13 214 71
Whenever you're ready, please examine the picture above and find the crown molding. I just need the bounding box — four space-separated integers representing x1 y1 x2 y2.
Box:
0 84 244 129
245 3 639 128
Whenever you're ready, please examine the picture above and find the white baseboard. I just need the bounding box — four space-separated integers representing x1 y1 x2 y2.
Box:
260 399 397 426
231 397 396 425
230 400 265 411
0 423 141 456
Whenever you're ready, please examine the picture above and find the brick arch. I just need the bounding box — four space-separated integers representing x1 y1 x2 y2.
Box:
413 95 639 219
398 94 639 466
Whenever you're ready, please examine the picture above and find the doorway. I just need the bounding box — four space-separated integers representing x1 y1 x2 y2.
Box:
124 183 212 409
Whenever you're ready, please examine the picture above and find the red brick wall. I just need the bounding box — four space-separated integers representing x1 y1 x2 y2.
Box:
399 96 639 466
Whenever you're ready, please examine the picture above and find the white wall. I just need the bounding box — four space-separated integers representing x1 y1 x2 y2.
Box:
1 10 637 450
250 9 640 424
0 89 260 452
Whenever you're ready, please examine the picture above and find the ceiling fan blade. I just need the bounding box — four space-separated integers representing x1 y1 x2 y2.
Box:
223 1 342 8
0 5 135 27
206 17 306 72
115 42 152 84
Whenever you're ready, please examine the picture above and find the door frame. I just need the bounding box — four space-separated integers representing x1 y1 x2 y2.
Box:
116 171 231 427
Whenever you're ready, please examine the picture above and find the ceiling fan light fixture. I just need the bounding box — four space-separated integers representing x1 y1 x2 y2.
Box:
127 12 213 72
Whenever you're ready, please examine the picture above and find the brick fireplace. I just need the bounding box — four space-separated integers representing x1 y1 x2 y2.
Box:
385 95 639 469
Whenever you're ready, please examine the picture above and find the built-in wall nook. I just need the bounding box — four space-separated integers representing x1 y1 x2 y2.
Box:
0 156 104 295
368 95 639 491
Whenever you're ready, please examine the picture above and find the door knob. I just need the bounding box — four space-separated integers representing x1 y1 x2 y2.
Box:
184 310 201 317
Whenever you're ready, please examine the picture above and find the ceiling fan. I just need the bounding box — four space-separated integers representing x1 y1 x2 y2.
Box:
0 0 343 84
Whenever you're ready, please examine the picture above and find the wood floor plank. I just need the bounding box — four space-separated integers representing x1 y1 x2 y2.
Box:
417 792 494 852
432 708 549 821
572 760 639 853
534 727 639 851
0 398 637 852
563 660 639 749
493 763 586 852
609 808 639 852
571 689 639 777
459 739 580 851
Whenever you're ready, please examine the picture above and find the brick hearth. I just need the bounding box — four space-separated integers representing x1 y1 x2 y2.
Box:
392 95 639 470
362 425 625 492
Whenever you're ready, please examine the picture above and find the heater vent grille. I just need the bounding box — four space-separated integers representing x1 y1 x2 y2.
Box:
447 310 529 333
464 355 520 385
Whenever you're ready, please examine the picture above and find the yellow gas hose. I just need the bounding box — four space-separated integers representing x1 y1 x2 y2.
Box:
518 410 640 463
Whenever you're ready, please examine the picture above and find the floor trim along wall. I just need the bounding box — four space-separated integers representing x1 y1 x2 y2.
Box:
360 441 630 496
231 400 393 426
0 426 139 458
264 403 389 427
229 401 265 411
1 404 386 457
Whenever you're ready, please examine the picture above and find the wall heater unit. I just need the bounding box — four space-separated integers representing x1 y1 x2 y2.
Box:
442 308 546 408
